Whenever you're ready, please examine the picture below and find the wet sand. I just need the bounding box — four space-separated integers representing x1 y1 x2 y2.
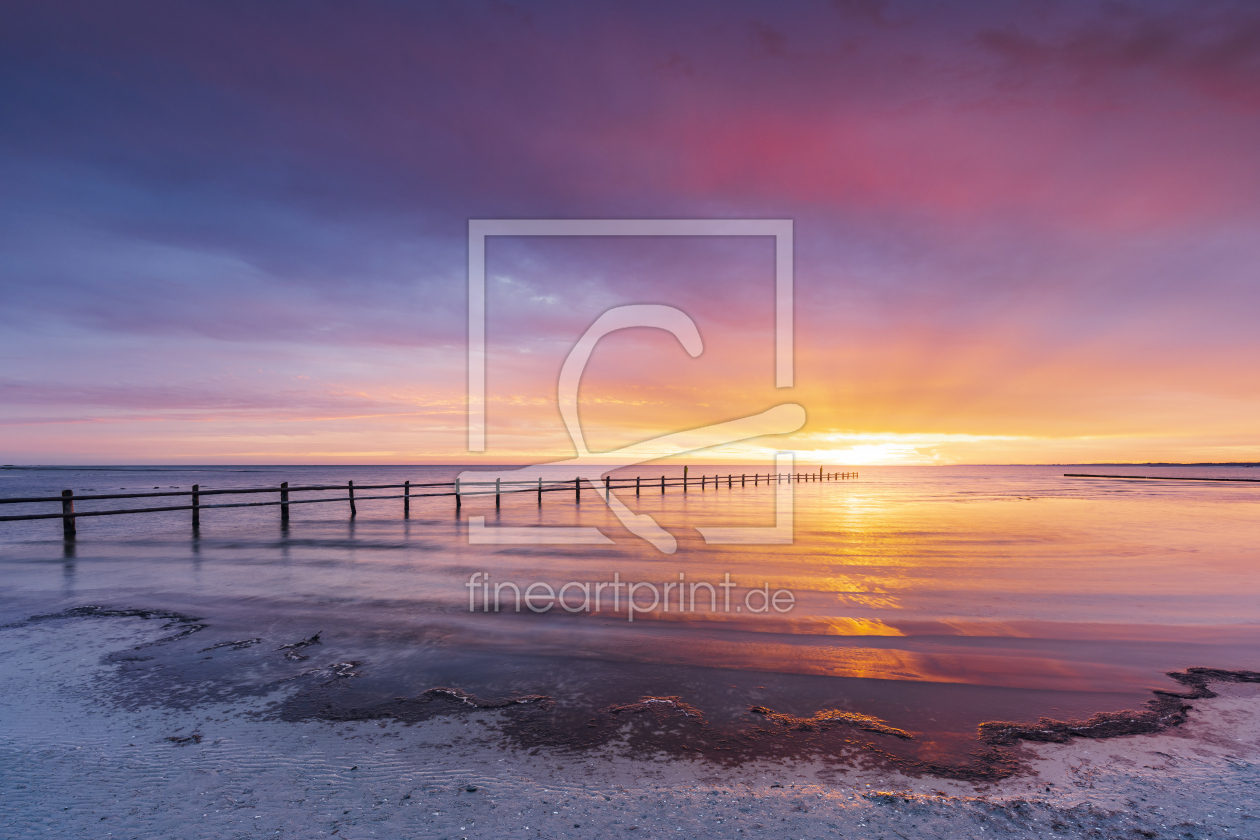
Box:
7 464 1260 788
3 613 1257 839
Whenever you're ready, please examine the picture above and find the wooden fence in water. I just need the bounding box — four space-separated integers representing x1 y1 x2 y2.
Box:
0 470 859 540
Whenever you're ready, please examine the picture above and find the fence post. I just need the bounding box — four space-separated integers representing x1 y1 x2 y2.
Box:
636 476 640 496
537 477 542 505
404 480 410 518
348 480 357 518
191 485 200 534
496 478 501 509
661 475 665 494
604 475 610 495
280 481 290 526
455 477 461 513
61 489 76 540
574 477 580 503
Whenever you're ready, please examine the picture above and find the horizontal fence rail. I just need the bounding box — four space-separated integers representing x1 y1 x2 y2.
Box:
0 470 860 540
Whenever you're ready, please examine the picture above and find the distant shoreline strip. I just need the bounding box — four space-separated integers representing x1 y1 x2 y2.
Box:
1066 473 1260 483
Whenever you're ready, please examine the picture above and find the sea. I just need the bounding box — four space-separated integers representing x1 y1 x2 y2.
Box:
2 463 1258 771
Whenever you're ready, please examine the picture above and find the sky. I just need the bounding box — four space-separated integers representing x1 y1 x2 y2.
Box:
2 0 1259 466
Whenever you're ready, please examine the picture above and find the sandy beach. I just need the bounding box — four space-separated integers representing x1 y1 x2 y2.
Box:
3 611 1257 840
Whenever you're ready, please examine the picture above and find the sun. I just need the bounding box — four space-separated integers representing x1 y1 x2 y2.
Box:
793 444 939 466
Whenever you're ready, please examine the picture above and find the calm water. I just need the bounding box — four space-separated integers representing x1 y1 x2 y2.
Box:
2 464 1259 766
